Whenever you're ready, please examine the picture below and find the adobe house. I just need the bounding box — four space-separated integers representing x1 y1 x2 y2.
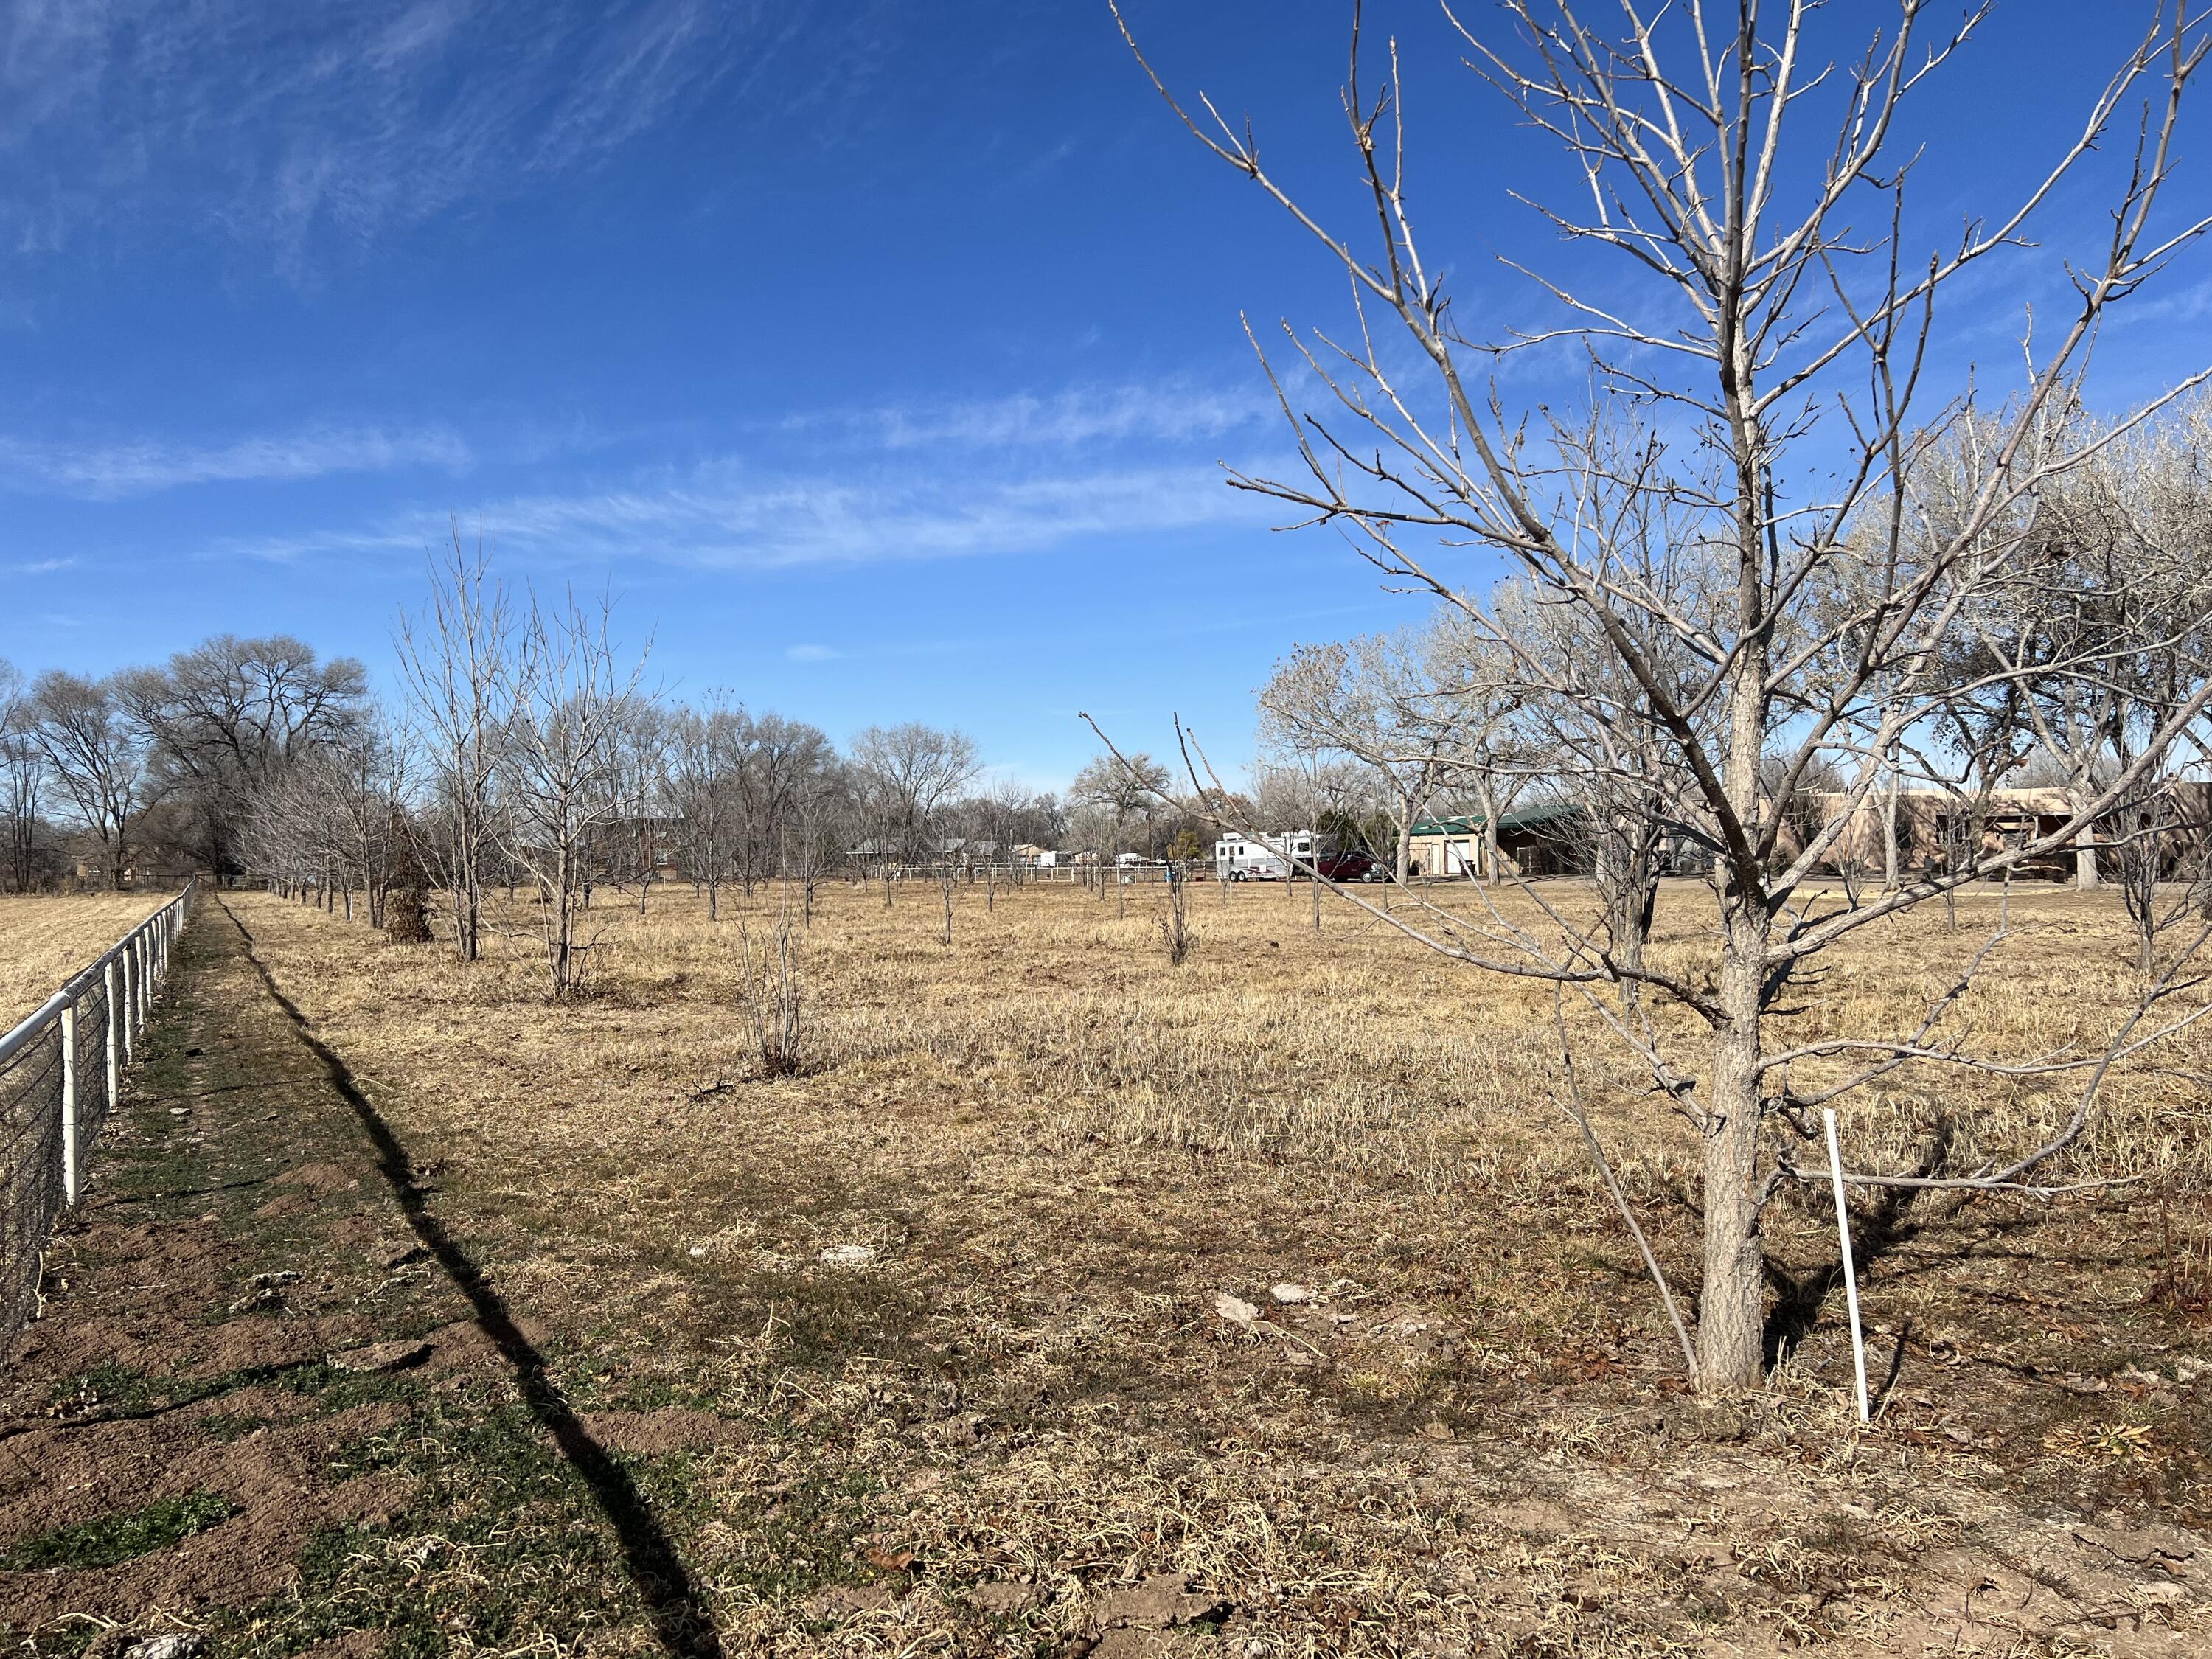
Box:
1787 782 2212 882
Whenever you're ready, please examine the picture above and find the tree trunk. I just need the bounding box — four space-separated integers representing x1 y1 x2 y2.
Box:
1699 908 1769 1392
1395 784 1412 890
2072 784 2101 888
1881 772 1902 891
1699 368 1778 1394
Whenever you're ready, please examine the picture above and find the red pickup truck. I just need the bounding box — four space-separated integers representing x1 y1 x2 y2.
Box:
1313 850 1382 882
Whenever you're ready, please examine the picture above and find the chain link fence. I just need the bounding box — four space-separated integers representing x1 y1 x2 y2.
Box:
0 880 197 1351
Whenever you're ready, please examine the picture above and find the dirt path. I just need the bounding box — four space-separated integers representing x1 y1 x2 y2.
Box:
0 900 722 1655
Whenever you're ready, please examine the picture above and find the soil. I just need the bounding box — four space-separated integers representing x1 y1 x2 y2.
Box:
0 907 698 1653
4 894 2211 1657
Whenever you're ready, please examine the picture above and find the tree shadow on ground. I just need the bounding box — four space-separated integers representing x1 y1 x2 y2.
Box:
1762 1120 1955 1375
218 899 721 1659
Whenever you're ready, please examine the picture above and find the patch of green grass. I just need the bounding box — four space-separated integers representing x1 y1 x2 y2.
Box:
46 1360 158 1416
248 1401 652 1655
1 1491 235 1571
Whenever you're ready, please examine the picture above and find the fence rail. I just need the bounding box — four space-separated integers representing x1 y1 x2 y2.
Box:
871 862 1205 886
0 878 198 1353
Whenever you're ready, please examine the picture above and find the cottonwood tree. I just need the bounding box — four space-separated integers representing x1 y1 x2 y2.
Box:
117 634 368 878
0 661 45 891
849 722 980 873
1071 751 1171 860
734 712 841 892
395 529 514 961
27 671 156 888
1121 0 2212 1392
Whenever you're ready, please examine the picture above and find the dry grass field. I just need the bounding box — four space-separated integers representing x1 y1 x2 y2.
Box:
0 893 169 1032
6 872 2212 1655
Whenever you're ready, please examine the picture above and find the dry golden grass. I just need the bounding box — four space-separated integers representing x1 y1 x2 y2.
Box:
205 874 2212 1654
0 892 167 1032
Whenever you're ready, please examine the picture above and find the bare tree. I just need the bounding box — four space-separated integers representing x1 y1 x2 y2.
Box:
315 720 415 928
1260 627 1464 886
395 526 513 961
667 695 744 919
1121 0 2212 1392
1941 403 2212 886
27 672 155 888
601 694 671 915
786 756 855 922
498 588 649 999
734 712 840 893
116 633 367 879
0 661 46 892
849 722 980 870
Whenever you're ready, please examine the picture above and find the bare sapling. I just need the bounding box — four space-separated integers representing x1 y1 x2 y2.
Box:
1160 860 1191 964
497 585 651 1001
394 524 512 963
735 892 804 1077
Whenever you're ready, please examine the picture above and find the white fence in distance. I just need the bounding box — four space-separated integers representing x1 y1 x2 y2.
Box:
0 878 198 1352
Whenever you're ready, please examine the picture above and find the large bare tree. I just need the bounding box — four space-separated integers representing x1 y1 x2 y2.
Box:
1121 0 2212 1391
27 671 156 888
116 633 367 878
849 722 980 867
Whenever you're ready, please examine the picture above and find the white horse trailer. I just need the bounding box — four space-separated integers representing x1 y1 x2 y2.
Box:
1214 830 1314 881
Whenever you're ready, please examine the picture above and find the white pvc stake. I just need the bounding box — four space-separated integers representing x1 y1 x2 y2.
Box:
119 945 136 1065
105 960 119 1110
60 1001 79 1205
1824 1107 1871 1423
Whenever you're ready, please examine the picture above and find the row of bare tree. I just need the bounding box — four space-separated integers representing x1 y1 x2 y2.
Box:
0 637 369 894
234 542 1081 995
0 544 1082 997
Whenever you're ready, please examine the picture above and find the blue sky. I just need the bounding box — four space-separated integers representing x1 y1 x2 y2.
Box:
3 1 2207 790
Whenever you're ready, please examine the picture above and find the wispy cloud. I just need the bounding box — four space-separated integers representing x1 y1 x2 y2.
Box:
214 452 1267 570
785 643 839 661
793 382 1273 451
0 426 472 498
0 1 891 268
7 557 75 575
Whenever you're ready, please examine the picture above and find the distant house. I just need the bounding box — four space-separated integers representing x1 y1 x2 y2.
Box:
62 835 196 892
1012 844 1062 867
589 807 684 883
933 837 1002 866
1406 804 1590 880
1786 782 2212 881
